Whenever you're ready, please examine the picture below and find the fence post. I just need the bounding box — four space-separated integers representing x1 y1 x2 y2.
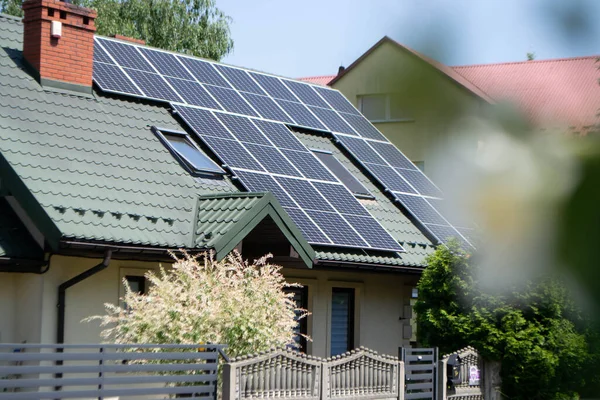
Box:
320 360 329 400
223 362 236 400
437 358 447 400
398 360 405 400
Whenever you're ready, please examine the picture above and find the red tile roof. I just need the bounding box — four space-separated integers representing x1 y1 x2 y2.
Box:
452 56 600 129
298 75 336 86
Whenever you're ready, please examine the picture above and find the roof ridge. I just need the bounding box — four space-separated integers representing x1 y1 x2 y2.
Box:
0 12 22 23
452 55 600 69
197 192 266 200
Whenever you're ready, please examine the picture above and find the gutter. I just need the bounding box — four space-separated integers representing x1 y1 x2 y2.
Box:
56 249 112 345
314 258 425 274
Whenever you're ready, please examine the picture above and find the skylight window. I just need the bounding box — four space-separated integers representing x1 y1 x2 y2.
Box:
152 127 224 176
312 150 373 198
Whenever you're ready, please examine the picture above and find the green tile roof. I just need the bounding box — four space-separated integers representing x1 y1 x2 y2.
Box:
194 192 315 267
0 14 433 269
0 197 44 261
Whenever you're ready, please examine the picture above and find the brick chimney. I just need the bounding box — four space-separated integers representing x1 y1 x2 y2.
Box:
22 0 96 93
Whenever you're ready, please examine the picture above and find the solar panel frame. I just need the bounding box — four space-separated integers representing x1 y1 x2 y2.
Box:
367 141 419 171
214 64 267 95
242 144 303 177
283 207 332 244
250 73 298 101
93 62 142 96
275 100 327 130
203 85 259 117
200 136 265 171
305 210 368 247
313 86 361 115
280 149 337 182
240 92 294 123
424 223 469 246
177 56 232 88
125 68 184 103
214 113 271 145
311 182 370 216
364 163 417 194
282 79 330 108
234 170 297 208
96 38 155 72
93 44 115 64
336 136 387 165
165 77 223 109
173 105 235 140
339 112 388 141
343 214 403 251
138 47 194 80
393 193 447 225
276 177 335 212
252 120 306 151
397 169 443 198
308 106 358 135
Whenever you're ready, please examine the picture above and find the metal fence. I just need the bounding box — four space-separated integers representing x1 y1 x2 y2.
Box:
0 343 227 400
223 347 404 400
401 348 438 400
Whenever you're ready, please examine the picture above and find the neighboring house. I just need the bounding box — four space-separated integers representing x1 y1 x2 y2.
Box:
0 1 447 359
300 37 600 176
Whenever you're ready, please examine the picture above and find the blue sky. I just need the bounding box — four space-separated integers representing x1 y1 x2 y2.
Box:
217 0 600 78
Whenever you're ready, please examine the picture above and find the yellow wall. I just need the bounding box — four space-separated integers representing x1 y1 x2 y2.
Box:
332 40 486 180
1 254 418 358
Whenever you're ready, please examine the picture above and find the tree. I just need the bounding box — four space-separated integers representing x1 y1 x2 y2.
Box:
527 52 536 61
415 240 594 400
0 0 233 60
85 252 307 359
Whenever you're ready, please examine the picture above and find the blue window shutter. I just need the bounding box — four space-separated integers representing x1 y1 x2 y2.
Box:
330 288 355 356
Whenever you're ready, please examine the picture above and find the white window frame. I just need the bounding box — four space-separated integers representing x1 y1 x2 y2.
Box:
358 94 414 123
325 281 364 356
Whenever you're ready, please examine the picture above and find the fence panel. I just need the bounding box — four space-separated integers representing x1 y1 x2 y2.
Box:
437 347 483 400
0 343 227 400
401 348 437 400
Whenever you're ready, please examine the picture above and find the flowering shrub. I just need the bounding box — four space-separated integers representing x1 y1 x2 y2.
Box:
85 251 307 358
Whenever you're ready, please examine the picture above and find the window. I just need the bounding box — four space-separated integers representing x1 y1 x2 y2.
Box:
359 94 413 122
330 288 355 356
152 127 224 176
312 150 373 198
125 275 146 294
285 286 309 352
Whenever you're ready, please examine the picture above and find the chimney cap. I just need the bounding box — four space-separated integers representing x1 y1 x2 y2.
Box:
337 65 345 75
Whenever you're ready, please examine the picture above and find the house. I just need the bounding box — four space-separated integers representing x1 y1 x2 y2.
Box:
0 0 457 359
300 37 600 177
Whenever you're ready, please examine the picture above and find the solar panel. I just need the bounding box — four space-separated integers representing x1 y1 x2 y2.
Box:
165 77 222 109
234 170 296 207
336 136 386 165
364 163 417 194
173 105 234 140
368 141 418 170
249 73 297 101
282 80 330 108
308 107 357 135
425 224 468 246
252 120 306 151
313 86 361 115
139 48 193 80
280 149 337 182
243 144 302 177
283 207 331 244
305 210 368 247
177 56 231 88
276 177 334 212
125 69 183 102
214 64 266 95
213 113 270 145
240 93 293 123
93 45 115 64
93 63 142 95
201 136 264 171
398 169 442 198
344 214 402 251
339 113 387 141
97 38 154 72
275 100 326 130
311 182 370 216
393 193 448 226
203 85 259 117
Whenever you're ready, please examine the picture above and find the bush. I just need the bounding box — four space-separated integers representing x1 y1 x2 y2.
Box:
86 252 307 358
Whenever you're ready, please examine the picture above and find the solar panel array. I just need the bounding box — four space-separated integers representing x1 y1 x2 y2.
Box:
92 36 472 248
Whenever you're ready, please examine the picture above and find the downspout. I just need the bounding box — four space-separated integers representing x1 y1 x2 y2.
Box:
56 249 112 345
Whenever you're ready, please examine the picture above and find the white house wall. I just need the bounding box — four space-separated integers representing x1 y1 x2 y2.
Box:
1 255 419 358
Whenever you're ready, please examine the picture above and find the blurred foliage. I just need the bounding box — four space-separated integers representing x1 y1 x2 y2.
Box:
0 0 233 60
415 241 600 399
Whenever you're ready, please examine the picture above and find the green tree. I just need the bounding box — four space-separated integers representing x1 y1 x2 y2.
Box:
415 241 593 400
0 0 233 60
